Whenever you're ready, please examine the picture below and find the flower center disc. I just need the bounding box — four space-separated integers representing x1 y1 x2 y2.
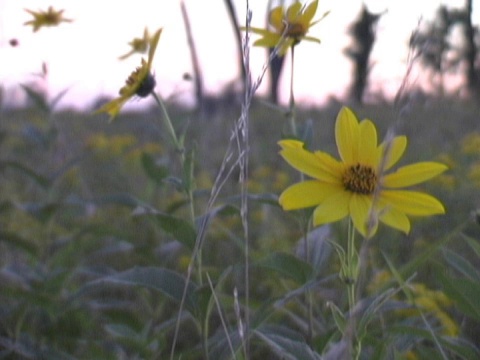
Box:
285 23 306 38
343 164 377 195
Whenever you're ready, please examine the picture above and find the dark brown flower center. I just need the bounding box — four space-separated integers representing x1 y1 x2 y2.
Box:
342 163 377 195
286 23 306 37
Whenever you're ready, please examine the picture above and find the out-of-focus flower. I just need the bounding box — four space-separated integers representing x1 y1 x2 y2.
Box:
96 28 162 121
24 6 72 32
119 27 150 60
278 106 447 237
461 132 480 155
244 0 328 56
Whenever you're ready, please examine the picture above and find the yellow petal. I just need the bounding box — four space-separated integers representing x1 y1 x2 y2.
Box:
349 194 372 237
95 97 129 121
313 190 350 226
380 190 445 216
287 2 303 23
279 145 342 183
253 35 283 48
302 35 321 43
383 162 448 188
379 207 411 234
303 0 318 23
279 181 339 210
335 106 360 164
358 119 378 166
377 136 407 170
269 5 284 31
147 28 162 68
279 139 304 149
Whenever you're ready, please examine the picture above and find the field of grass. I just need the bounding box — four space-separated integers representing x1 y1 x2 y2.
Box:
1 91 480 359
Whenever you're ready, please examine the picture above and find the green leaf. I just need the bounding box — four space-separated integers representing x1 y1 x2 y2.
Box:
442 248 480 282
21 84 50 113
255 324 322 360
141 152 168 185
151 212 196 249
256 251 313 284
82 266 199 315
328 302 346 335
0 230 37 256
0 160 50 188
391 325 480 359
436 271 480 321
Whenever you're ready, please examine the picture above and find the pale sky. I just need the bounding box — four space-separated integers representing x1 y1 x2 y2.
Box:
0 0 474 110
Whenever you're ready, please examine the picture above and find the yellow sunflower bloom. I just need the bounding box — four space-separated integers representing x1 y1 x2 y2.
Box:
245 0 328 56
96 28 162 121
24 6 72 32
278 106 447 237
119 27 150 60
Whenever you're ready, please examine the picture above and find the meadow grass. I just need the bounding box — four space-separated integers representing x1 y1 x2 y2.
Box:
2 1 480 358
0 94 480 359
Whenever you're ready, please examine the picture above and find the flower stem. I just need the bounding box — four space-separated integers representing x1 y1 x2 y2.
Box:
152 92 183 154
287 46 297 137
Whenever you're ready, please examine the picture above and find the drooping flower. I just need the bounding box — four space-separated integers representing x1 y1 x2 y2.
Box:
96 28 162 121
24 6 73 32
119 27 150 60
245 0 328 56
278 106 447 237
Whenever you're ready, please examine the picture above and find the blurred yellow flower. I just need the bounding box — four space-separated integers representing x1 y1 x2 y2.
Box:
245 0 328 56
461 131 480 155
96 28 162 121
24 6 72 32
278 106 447 237
119 27 151 60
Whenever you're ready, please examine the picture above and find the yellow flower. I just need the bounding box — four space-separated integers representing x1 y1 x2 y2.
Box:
278 106 447 237
96 28 162 121
119 27 150 60
245 0 328 56
24 6 72 32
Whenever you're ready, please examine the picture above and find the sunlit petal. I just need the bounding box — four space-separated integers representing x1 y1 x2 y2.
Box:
147 28 162 68
377 136 407 170
313 190 351 226
279 181 341 210
383 162 448 188
380 190 445 216
349 194 372 237
358 119 378 166
379 207 411 234
280 146 342 183
336 106 359 164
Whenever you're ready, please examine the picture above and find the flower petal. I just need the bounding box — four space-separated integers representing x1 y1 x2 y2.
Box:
378 136 407 171
254 35 283 48
313 190 350 226
383 162 448 188
147 28 162 68
269 5 284 31
380 190 445 216
336 106 359 164
287 2 303 23
379 207 411 234
279 143 342 183
279 181 340 210
358 119 378 167
349 194 372 237
303 0 318 23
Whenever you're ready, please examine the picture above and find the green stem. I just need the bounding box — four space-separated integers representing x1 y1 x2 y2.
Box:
287 45 297 137
152 91 200 284
152 92 183 154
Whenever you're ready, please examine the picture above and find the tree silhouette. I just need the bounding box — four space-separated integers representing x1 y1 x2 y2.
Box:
344 5 383 104
410 1 480 97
